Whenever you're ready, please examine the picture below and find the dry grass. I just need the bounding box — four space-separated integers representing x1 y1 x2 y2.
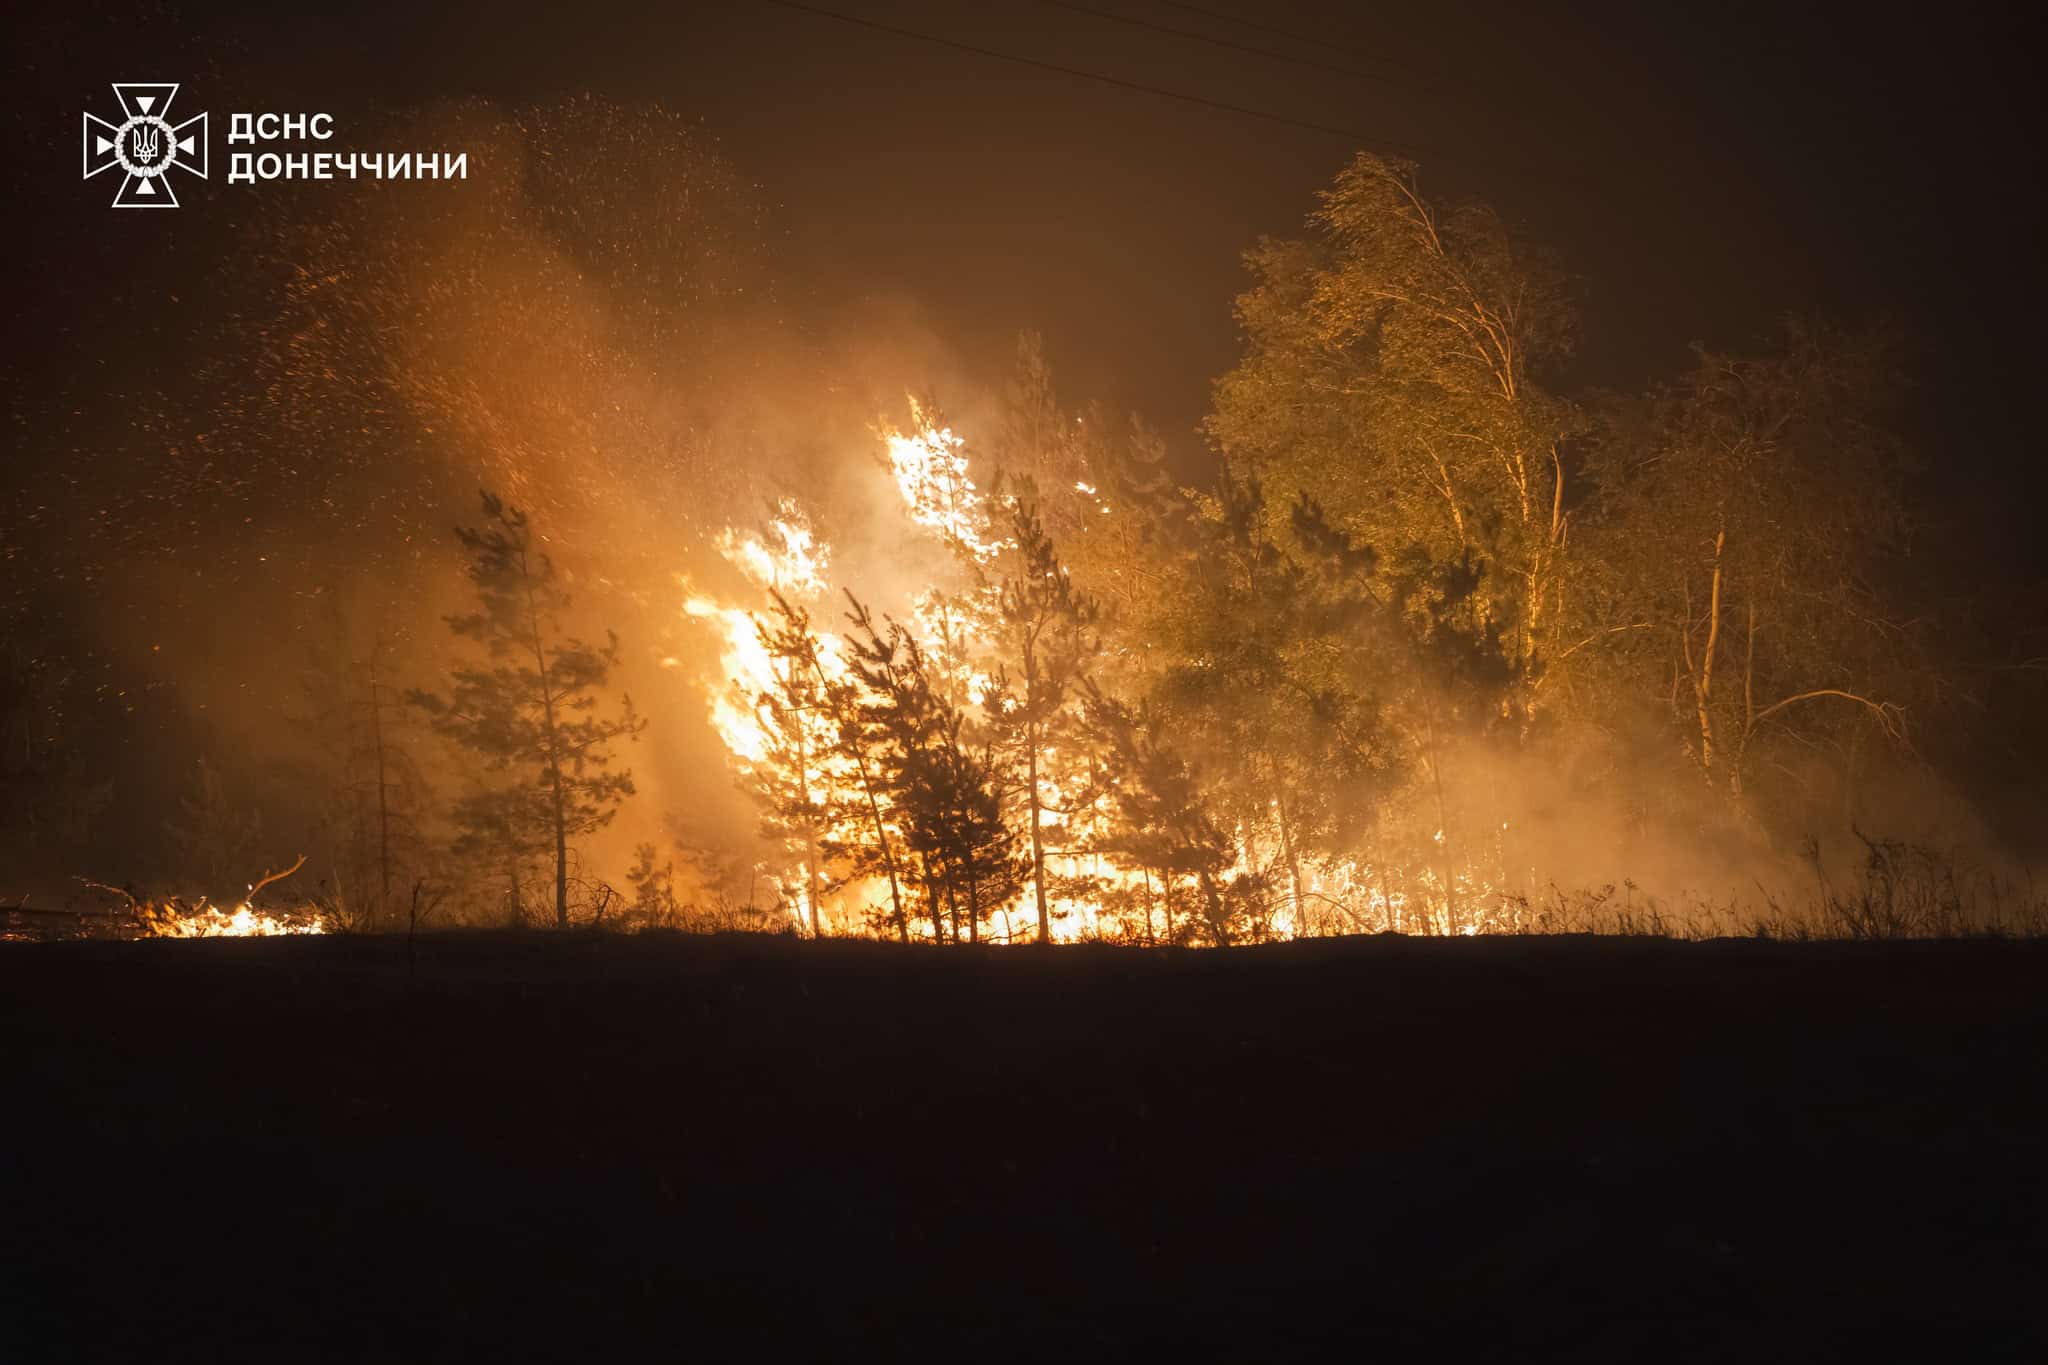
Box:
12 838 2046 944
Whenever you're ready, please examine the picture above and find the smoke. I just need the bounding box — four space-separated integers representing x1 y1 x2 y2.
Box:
6 76 2019 927
1 93 1004 903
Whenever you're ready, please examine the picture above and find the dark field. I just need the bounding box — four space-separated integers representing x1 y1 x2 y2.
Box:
4 933 2045 1361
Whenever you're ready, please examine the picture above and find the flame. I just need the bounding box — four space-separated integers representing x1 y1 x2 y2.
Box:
678 407 1508 943
716 499 830 598
685 594 778 766
682 499 861 932
883 402 1004 564
683 499 843 773
138 899 325 937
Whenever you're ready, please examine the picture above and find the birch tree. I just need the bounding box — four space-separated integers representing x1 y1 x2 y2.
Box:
1582 322 1922 813
1209 152 1581 720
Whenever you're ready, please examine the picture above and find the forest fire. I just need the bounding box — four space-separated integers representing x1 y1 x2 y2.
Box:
9 99 2020 950
682 410 1088 939
681 407 1512 944
11 15 2043 1365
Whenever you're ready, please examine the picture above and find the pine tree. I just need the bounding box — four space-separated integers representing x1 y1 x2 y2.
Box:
842 596 1019 943
442 784 552 926
743 589 838 936
1083 688 1238 944
298 602 426 931
820 596 910 942
914 696 1020 944
625 841 680 927
1146 481 1384 935
991 501 1098 943
410 492 645 929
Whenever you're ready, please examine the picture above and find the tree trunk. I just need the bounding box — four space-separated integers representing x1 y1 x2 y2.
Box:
795 713 822 938
551 772 569 930
1197 869 1228 945
1028 734 1050 944
522 562 570 930
1689 527 1726 784
1422 700 1457 935
1275 787 1306 938
1732 601 1756 801
848 740 906 941
368 666 392 932
805 837 822 938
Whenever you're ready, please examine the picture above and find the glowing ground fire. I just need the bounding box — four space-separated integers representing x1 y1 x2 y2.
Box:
140 901 326 938
121 855 328 938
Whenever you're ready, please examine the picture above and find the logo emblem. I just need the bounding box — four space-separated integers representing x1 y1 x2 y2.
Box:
82 83 207 208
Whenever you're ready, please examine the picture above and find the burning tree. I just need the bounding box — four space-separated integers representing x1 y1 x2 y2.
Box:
743 589 840 937
1084 689 1240 945
818 600 909 942
990 500 1099 943
411 492 645 929
887 395 1003 568
843 597 1019 943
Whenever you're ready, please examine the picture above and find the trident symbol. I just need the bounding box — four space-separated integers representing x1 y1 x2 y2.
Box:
133 127 161 164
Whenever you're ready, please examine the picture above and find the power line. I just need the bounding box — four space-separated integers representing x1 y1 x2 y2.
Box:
1161 1 1410 74
1033 0 1428 92
759 0 1378 144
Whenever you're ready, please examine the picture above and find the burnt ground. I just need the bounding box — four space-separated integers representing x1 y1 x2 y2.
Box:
3 932 2044 1362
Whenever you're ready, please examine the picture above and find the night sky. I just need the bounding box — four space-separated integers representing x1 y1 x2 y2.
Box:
11 2 2040 499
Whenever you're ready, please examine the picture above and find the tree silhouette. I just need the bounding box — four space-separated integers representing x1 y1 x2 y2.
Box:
410 492 644 929
297 599 427 930
821 594 911 942
843 597 1019 942
741 589 838 936
1083 687 1238 944
991 500 1098 943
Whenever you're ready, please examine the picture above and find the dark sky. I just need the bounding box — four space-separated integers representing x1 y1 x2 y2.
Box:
11 1 2043 493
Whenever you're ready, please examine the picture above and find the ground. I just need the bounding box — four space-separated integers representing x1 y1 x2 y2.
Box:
4 932 2044 1361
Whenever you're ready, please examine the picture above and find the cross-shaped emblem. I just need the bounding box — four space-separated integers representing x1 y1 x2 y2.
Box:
83 83 208 208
